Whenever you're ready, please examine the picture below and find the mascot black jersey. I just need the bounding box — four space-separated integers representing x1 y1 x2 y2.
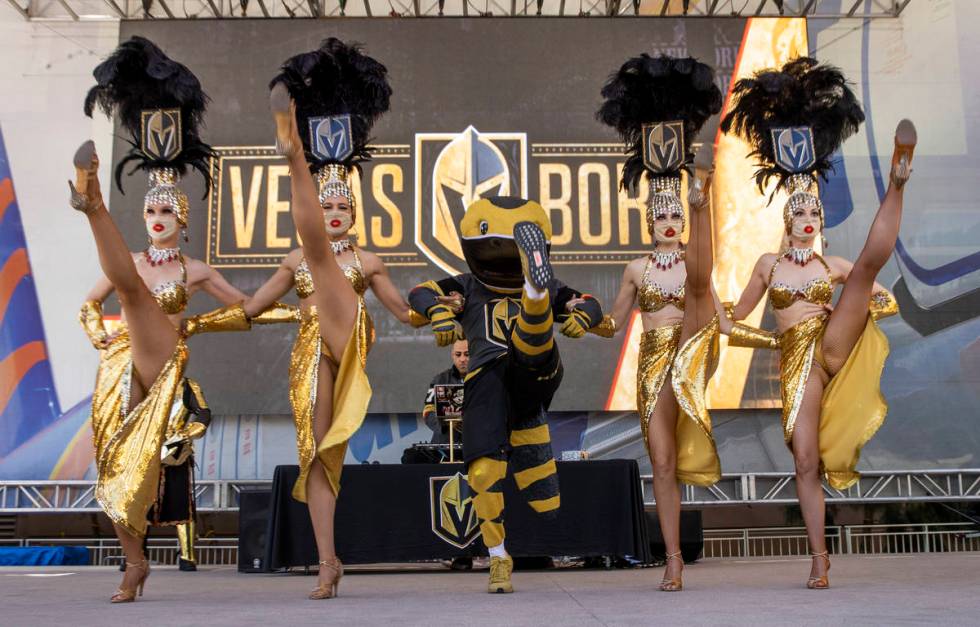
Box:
408 196 606 593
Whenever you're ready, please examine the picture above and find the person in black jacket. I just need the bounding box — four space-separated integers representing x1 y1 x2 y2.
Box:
422 339 469 444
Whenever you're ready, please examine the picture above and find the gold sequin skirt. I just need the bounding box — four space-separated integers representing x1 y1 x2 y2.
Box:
779 315 890 490
636 324 682 450
289 301 374 502
671 316 721 487
91 328 189 537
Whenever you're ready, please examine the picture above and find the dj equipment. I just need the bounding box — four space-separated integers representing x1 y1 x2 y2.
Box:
401 442 463 464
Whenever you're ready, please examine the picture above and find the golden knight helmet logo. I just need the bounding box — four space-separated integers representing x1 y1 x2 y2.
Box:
429 472 481 549
416 126 524 274
140 108 182 161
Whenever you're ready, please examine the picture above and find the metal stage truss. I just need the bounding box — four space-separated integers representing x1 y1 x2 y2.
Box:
4 0 911 22
2 468 979 512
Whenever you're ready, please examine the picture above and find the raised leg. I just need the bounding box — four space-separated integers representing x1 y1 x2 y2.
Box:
70 141 176 396
648 378 683 590
270 84 357 360
821 121 914 373
681 187 716 345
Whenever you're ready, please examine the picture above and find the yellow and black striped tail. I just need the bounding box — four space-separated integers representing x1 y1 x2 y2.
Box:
511 290 555 370
468 454 508 548
510 412 560 517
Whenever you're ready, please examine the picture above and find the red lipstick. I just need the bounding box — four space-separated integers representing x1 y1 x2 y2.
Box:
804 225 814 234
152 224 164 233
330 219 342 228
665 227 676 238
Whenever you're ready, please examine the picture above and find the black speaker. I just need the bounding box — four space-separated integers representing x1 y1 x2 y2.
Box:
645 510 703 563
238 488 272 573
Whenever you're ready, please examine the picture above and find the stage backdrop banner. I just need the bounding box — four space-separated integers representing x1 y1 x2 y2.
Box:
107 18 746 415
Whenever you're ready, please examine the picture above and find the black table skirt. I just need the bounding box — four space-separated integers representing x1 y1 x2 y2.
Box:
266 460 649 567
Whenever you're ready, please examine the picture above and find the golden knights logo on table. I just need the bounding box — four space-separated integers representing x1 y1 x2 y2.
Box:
205 126 665 268
430 472 481 548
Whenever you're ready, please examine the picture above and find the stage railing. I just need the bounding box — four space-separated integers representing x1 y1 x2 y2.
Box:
0 480 270 513
3 470 980 512
639 469 980 506
702 522 980 559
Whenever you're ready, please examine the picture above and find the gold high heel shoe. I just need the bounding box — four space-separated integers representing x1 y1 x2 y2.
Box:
68 140 104 215
659 551 683 592
111 559 150 603
806 551 831 589
309 557 343 600
890 119 917 189
270 83 300 159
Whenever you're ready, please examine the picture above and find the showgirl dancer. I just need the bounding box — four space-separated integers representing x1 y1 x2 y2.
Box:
265 38 405 599
597 54 724 591
72 37 267 602
720 57 913 588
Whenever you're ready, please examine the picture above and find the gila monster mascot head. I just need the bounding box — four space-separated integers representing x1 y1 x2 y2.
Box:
459 196 551 290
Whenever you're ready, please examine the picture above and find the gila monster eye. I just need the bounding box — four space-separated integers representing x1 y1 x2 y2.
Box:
479 220 489 235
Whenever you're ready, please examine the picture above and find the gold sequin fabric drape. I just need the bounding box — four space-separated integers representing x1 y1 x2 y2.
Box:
636 324 681 454
779 314 890 490
290 301 374 502
90 327 188 537
671 316 722 487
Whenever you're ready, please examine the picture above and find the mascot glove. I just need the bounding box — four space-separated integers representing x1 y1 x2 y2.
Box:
430 305 463 347
560 308 592 339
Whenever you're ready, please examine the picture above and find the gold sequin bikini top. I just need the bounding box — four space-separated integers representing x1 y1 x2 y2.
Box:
150 256 188 315
637 256 685 313
769 254 833 310
294 248 367 299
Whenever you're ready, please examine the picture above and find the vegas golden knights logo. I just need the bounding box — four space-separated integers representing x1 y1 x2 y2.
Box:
642 121 684 174
415 126 527 275
485 298 520 349
430 472 481 548
771 126 816 173
140 109 182 161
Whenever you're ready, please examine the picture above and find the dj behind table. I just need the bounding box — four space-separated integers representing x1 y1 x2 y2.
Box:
402 339 468 463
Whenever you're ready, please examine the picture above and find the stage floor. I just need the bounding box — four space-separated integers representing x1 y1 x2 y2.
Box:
3 554 979 625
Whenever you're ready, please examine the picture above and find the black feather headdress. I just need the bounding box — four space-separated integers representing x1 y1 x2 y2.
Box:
84 36 214 195
720 56 864 192
269 37 391 173
597 54 723 191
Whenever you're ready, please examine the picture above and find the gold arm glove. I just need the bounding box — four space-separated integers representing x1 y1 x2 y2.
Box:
409 309 431 328
78 300 109 349
728 322 780 350
182 302 251 337
587 315 617 338
870 290 899 321
250 301 301 325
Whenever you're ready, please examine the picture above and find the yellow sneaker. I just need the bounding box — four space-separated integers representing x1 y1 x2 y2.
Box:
488 555 514 594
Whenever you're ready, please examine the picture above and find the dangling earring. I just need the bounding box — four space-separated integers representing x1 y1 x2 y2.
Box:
182 226 188 243
821 234 828 250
